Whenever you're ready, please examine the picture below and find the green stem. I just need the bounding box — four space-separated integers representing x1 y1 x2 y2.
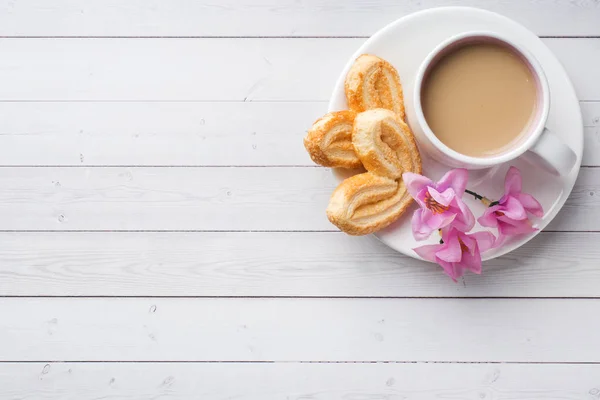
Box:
464 189 497 207
464 189 483 201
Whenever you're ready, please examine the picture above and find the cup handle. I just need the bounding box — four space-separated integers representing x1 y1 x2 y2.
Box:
525 128 577 176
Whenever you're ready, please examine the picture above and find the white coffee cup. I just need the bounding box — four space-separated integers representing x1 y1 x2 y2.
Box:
413 31 577 176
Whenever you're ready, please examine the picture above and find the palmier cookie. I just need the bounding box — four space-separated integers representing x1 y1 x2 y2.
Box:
326 172 413 235
345 54 405 120
352 108 421 179
304 110 361 169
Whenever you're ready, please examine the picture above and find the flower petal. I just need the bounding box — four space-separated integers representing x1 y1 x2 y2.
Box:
414 189 428 209
412 209 433 241
413 209 452 241
470 231 496 253
437 168 469 195
413 243 442 262
518 193 544 217
403 172 433 200
501 196 528 220
458 232 477 253
428 187 455 207
424 211 456 231
504 166 522 196
458 245 482 274
436 258 460 282
497 218 537 236
478 205 501 228
451 198 476 232
435 231 462 263
493 234 510 248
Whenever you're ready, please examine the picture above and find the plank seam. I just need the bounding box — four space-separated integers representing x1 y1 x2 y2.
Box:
0 296 598 299
0 230 594 233
0 99 598 103
0 36 597 39
0 99 596 103
0 165 596 168
0 230 341 233
0 165 325 168
0 360 599 364
0 166 594 169
0 100 329 103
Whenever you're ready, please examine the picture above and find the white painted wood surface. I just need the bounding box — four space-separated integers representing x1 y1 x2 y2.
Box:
0 101 599 166
0 38 598 101
1 363 599 400
2 1 600 396
0 231 598 297
2 298 600 362
0 0 598 37
0 167 595 231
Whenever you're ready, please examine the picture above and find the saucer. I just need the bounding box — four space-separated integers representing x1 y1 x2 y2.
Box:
328 7 583 261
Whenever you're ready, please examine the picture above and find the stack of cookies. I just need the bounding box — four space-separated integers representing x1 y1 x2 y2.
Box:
303 54 422 235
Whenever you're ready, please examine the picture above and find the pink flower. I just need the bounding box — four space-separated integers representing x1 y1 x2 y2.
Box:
403 169 475 240
414 228 496 281
478 167 543 243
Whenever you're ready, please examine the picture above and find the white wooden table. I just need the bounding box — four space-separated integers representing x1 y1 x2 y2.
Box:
0 1 599 397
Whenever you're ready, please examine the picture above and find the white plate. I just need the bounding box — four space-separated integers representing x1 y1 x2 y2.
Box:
328 7 582 261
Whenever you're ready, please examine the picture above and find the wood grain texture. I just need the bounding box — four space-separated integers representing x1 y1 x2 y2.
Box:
582 102 600 166
0 38 357 101
0 0 598 392
0 232 598 298
0 101 597 166
1 362 599 399
0 102 323 166
0 167 595 231
0 38 598 101
581 102 600 127
1 298 600 362
0 0 599 37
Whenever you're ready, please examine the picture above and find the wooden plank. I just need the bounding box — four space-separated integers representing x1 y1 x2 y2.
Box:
547 168 599 231
0 0 599 37
543 38 600 102
0 298 599 362
0 38 598 101
581 101 600 128
582 102 600 166
0 167 596 232
584 127 600 167
0 362 599 399
0 102 323 166
0 38 356 102
0 101 597 166
0 231 598 298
